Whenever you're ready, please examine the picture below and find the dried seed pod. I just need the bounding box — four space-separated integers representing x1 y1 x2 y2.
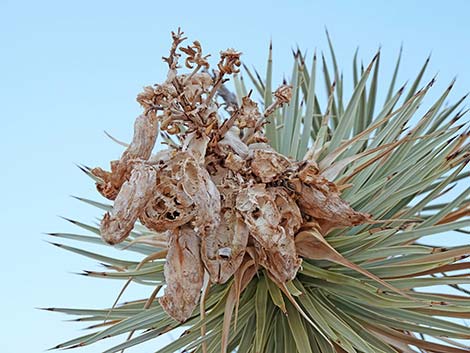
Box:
209 165 244 211
201 164 248 283
201 208 249 284
159 226 204 322
140 151 220 233
272 186 303 235
100 163 157 245
92 114 158 200
294 162 371 233
249 143 291 183
253 236 300 284
236 184 302 283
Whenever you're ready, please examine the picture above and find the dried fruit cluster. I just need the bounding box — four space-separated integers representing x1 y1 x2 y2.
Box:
91 29 370 323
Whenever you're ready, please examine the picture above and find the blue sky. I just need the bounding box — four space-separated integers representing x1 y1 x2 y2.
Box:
1 0 469 352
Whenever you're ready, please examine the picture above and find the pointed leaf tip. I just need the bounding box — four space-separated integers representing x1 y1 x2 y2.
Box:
49 242 63 248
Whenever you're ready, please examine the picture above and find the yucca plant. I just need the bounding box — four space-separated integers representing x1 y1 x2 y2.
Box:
46 29 470 353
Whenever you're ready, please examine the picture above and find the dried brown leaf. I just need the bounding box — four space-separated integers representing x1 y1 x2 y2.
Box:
295 228 418 300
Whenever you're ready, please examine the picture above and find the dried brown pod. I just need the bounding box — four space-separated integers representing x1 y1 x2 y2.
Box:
100 163 157 245
159 226 204 322
272 186 303 235
224 152 246 172
236 184 302 282
200 164 249 283
181 133 210 164
293 162 371 233
249 143 292 183
201 208 249 284
209 164 244 208
140 151 220 233
92 114 158 200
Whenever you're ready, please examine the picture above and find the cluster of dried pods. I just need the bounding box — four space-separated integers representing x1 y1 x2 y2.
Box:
91 29 371 323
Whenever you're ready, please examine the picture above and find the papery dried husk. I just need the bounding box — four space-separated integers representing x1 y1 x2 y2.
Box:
224 152 246 172
140 151 220 233
181 133 210 164
273 186 303 235
201 208 249 284
294 162 371 233
249 143 292 183
159 226 204 322
209 165 244 214
147 148 172 165
201 165 248 283
100 163 157 245
92 114 158 200
236 184 302 283
253 238 300 284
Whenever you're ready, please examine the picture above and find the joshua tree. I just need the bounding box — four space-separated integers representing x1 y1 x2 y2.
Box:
47 29 470 353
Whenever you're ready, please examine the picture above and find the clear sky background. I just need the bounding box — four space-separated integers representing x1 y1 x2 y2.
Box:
1 1 469 352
